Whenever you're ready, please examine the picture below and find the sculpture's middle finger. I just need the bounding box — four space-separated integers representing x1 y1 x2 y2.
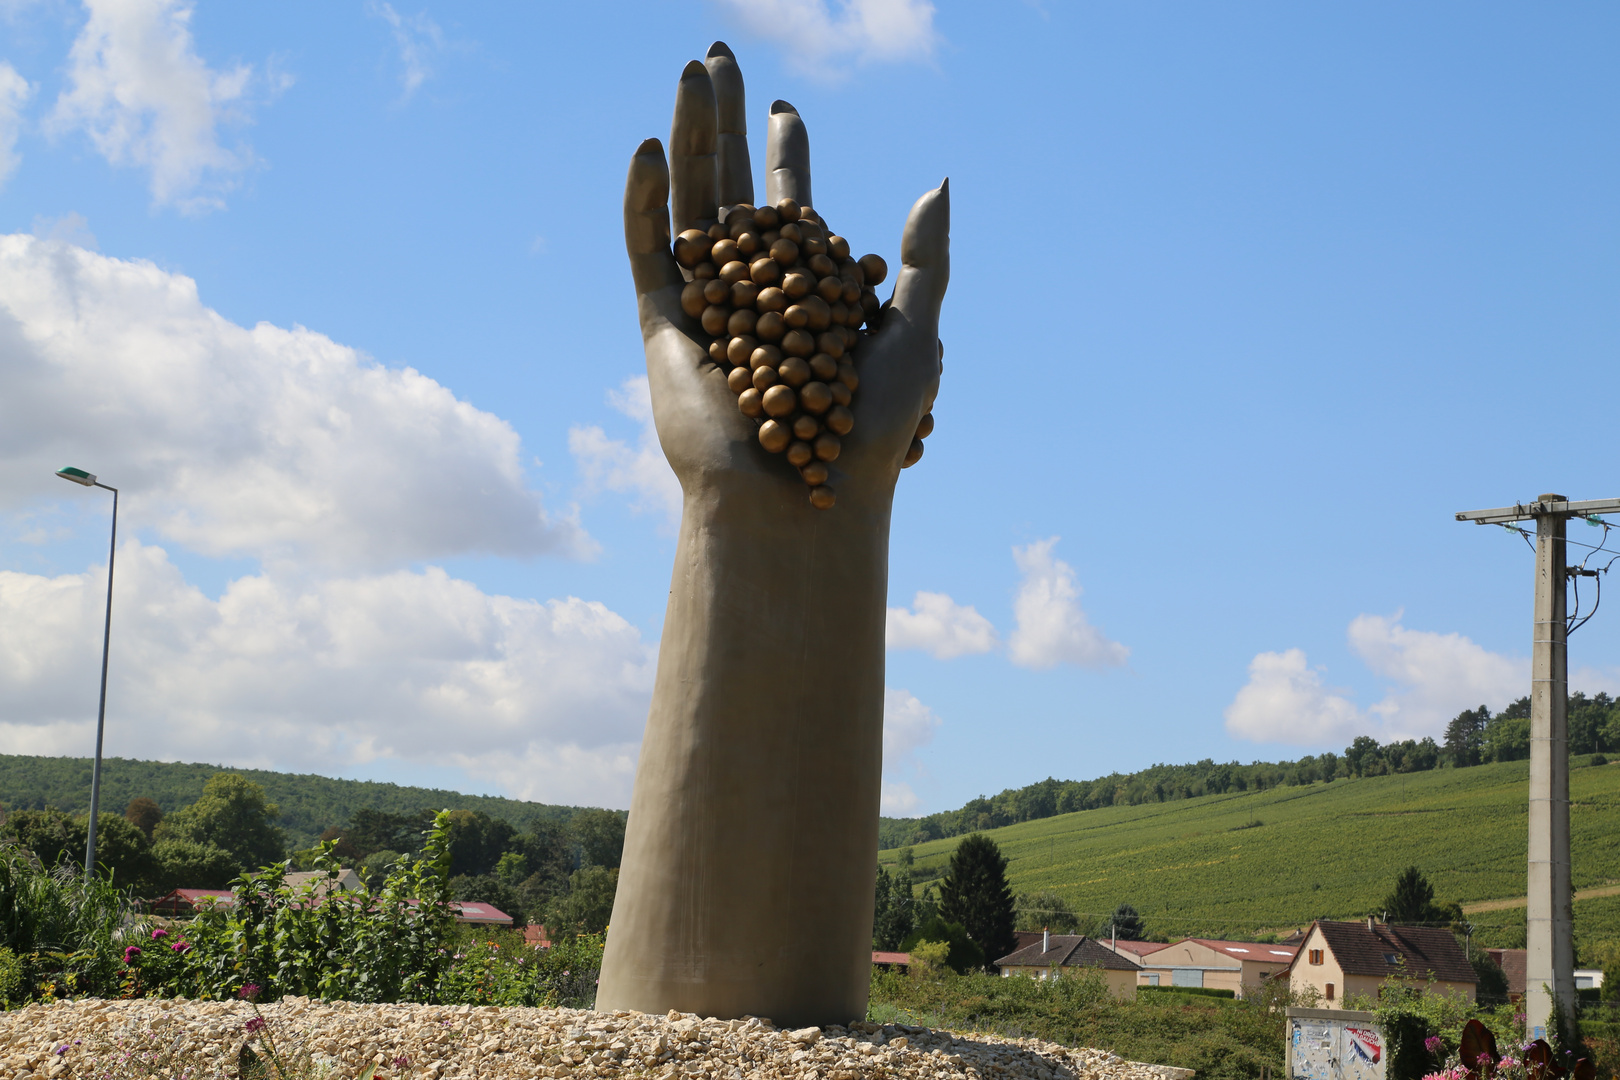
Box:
670 60 718 234
706 42 753 208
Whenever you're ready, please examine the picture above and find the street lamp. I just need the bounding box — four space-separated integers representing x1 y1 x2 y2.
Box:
55 466 118 877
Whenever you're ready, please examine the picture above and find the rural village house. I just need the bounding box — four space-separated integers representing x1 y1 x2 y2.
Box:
1285 919 1478 1003
1132 938 1299 997
994 932 1141 998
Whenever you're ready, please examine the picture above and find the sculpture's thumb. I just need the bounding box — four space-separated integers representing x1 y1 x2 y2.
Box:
885 179 950 332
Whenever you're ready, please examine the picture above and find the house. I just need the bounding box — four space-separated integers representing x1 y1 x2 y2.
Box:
1135 938 1299 997
524 924 553 949
1285 919 1477 1003
872 951 910 973
1486 948 1527 1000
148 888 234 916
994 932 1141 998
285 869 364 894
1099 939 1171 964
448 901 513 928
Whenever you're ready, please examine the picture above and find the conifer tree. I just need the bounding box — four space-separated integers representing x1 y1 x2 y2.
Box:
938 833 1015 966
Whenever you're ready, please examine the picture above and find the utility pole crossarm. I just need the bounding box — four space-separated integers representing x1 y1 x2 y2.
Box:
1456 497 1620 525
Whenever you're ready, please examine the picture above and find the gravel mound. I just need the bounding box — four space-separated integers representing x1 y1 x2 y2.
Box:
0 997 1189 1080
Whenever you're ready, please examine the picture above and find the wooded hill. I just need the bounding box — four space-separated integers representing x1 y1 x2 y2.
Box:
878 692 1618 849
0 754 598 851
880 757 1620 956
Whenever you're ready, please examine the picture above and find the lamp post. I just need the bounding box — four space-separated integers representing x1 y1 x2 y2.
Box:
55 466 117 877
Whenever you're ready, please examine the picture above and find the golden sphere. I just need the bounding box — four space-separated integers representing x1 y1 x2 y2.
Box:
782 304 810 329
803 239 830 260
750 344 782 370
701 305 731 336
756 286 787 313
770 238 800 266
706 222 727 241
737 388 764 418
681 281 708 319
836 360 858 390
782 270 814 299
776 197 801 222
726 334 757 366
827 234 851 260
830 380 852 407
726 309 758 337
859 253 888 286
786 441 813 467
735 231 759 257
726 366 753 394
711 239 740 266
815 332 844 359
758 419 790 453
751 365 778 391
720 260 750 284
800 461 829 486
674 229 713 268
781 329 816 357
792 414 821 441
902 437 924 467
708 339 728 364
755 311 786 341
749 258 781 286
692 261 718 280
703 278 730 305
809 353 838 380
754 204 781 229
816 275 843 303
778 222 802 243
762 384 797 418
813 432 841 462
916 412 935 439
778 355 811 387
803 295 831 330
825 405 854 436
809 485 836 510
799 381 833 415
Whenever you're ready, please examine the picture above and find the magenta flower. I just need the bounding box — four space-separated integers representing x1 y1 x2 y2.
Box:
123 945 142 963
171 940 191 953
393 1055 411 1068
1425 1036 1444 1054
55 1046 67 1056
239 984 261 1001
150 928 168 940
244 1017 266 1035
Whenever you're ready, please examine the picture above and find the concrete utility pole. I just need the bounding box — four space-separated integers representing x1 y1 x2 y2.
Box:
1456 494 1620 1040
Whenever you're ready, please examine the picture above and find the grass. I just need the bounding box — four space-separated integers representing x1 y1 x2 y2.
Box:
883 759 1620 945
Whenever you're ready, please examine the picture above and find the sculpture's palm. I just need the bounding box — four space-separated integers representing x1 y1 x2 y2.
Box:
624 43 949 502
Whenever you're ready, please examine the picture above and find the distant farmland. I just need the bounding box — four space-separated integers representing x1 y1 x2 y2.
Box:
883 758 1620 950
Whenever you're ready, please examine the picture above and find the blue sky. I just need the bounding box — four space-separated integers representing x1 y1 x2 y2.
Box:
1 1 1616 815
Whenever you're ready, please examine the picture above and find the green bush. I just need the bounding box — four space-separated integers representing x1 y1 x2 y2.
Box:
1139 984 1236 999
0 847 134 1001
436 928 603 1008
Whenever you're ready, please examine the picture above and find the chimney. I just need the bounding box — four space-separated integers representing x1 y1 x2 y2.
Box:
1042 928 1049 953
1367 916 1375 932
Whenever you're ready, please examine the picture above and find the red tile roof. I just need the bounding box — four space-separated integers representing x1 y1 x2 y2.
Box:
996 935 1142 971
1181 938 1300 962
1106 939 1171 958
872 951 910 965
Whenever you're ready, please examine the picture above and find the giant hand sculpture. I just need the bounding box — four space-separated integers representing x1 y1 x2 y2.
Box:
595 42 949 1027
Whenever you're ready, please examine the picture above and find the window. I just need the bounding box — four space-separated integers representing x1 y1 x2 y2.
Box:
1308 949 1324 965
1384 953 1400 964
1146 974 1161 986
1326 983 1335 1001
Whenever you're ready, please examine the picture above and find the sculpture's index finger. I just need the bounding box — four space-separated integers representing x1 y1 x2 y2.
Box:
706 42 754 207
624 137 683 298
670 59 718 233
765 100 811 209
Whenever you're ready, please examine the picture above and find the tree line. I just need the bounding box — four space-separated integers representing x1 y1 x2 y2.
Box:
0 773 626 938
880 692 1618 848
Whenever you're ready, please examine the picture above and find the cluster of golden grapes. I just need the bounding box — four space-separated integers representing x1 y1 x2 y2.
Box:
676 197 911 511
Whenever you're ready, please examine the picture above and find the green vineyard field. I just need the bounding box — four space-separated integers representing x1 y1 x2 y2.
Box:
883 759 1620 948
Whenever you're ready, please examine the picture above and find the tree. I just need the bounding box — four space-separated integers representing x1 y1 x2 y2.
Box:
546 866 618 939
873 866 917 950
1014 890 1085 935
155 774 286 871
937 833 1016 966
124 797 164 838
898 916 984 974
1382 866 1445 925
1105 902 1145 941
444 809 517 879
1472 950 1509 1004
151 837 240 891
571 809 626 869
1443 707 1489 768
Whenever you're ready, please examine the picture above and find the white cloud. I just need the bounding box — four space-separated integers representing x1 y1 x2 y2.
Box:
367 2 443 101
716 0 941 79
886 590 996 659
0 541 655 806
568 376 682 532
0 233 588 569
1224 613 1532 747
0 61 32 190
881 686 939 813
47 0 268 211
1006 537 1128 670
1223 648 1365 746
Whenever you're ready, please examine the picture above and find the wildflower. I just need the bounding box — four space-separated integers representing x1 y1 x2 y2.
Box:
245 1017 266 1035
55 1046 68 1055
123 946 142 963
394 1055 411 1068
239 984 261 1001
171 940 191 953
151 928 168 940
1426 1037 1444 1054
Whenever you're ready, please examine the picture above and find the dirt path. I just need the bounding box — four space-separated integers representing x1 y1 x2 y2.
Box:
1463 882 1620 914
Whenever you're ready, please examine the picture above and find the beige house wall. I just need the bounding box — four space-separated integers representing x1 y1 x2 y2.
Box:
1002 965 1137 999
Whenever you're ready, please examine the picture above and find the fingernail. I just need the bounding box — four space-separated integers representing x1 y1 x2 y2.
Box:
707 41 735 59
682 60 708 81
770 99 799 115
636 138 663 155
939 177 949 193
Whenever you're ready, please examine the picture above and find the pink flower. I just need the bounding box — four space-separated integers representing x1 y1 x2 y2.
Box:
244 1017 266 1035
171 940 191 953
1426 1037 1444 1054
239 984 261 1001
123 946 142 963
393 1055 411 1068
150 928 168 940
